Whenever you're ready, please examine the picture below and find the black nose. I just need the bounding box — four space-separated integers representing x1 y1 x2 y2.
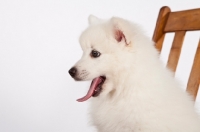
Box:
68 67 77 77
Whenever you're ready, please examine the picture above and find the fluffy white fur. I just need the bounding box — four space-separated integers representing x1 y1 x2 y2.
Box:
72 15 200 132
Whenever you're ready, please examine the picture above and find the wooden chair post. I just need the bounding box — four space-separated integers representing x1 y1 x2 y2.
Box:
152 6 171 52
187 40 200 100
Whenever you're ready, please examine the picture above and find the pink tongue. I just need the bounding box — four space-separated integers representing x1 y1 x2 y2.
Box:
76 77 102 102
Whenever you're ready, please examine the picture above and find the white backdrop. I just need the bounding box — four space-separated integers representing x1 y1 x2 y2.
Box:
0 0 200 132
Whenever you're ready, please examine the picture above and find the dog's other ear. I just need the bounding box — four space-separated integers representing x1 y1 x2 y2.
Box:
88 15 100 25
111 17 132 45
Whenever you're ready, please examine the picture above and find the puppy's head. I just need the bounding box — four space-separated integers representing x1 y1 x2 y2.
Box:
69 15 135 101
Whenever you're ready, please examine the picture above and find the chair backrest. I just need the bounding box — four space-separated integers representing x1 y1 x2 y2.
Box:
152 6 200 100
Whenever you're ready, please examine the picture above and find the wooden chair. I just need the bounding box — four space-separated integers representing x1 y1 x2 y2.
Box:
152 6 200 100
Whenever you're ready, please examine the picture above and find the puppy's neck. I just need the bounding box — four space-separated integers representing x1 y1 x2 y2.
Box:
101 70 134 100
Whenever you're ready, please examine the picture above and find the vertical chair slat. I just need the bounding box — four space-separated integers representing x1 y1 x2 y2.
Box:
167 31 186 72
186 40 200 100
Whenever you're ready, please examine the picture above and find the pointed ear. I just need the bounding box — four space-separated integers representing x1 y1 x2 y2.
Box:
111 17 132 45
88 15 100 25
114 29 127 44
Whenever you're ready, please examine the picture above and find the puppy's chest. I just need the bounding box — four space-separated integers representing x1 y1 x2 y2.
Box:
90 99 138 130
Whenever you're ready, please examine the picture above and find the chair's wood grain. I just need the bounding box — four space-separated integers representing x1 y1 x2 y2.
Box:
187 40 200 100
152 6 171 52
167 31 186 72
165 8 200 32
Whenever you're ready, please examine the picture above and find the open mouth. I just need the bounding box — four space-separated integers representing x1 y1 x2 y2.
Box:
76 76 106 102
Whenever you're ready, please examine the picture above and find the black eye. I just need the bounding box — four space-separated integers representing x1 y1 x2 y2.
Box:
91 50 101 58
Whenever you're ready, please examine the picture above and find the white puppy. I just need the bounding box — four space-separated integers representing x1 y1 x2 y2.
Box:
69 15 200 132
